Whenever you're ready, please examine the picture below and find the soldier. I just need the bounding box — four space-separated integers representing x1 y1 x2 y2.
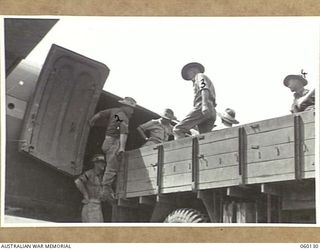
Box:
173 62 217 139
74 154 106 223
215 108 239 130
283 74 315 113
137 108 177 146
88 97 137 203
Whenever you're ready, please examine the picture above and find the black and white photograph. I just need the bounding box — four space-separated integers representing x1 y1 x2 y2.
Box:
2 17 318 225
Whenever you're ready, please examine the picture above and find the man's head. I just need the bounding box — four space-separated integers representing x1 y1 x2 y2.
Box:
181 62 205 81
118 96 137 116
218 108 239 127
283 75 307 93
91 154 106 174
160 108 177 124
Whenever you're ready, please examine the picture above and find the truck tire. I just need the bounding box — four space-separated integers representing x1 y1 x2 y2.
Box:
164 208 210 223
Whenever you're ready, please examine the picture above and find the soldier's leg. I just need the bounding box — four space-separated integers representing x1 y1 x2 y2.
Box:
197 108 216 133
81 204 89 222
143 140 158 147
82 202 104 223
101 136 120 202
173 108 203 139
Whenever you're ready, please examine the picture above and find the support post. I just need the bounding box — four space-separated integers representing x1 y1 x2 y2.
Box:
238 127 247 185
156 145 164 194
294 115 304 180
192 137 199 191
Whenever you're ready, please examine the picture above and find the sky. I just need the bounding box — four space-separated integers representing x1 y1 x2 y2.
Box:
25 17 319 125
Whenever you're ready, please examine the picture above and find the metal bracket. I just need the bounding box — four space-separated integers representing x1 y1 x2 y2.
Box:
250 124 260 133
275 146 280 156
198 154 208 167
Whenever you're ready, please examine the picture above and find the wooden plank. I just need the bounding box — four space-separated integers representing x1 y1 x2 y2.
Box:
304 123 315 140
163 146 192 163
247 127 294 147
162 172 192 188
303 139 315 157
161 185 192 194
303 171 315 179
199 138 238 156
200 152 239 170
127 166 157 181
127 146 158 159
126 178 157 193
162 160 192 175
247 142 294 164
162 136 193 150
303 154 315 173
246 173 296 184
199 166 239 183
198 152 239 170
199 179 240 190
244 114 293 135
247 158 294 179
299 110 315 124
127 153 158 170
198 126 239 144
126 189 157 198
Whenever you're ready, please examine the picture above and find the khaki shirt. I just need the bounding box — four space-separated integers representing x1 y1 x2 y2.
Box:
139 118 173 143
77 169 103 202
193 73 216 109
291 89 315 113
95 107 130 137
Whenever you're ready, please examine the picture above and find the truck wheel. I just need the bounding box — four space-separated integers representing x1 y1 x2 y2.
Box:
164 208 209 223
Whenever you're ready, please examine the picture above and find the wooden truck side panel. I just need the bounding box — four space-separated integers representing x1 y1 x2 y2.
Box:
118 111 315 203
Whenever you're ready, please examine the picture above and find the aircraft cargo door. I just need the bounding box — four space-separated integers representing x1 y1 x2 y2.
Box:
19 44 109 176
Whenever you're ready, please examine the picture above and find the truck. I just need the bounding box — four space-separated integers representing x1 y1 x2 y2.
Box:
4 19 316 224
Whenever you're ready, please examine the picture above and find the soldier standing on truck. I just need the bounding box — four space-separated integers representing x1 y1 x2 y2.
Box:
88 97 137 203
283 74 315 113
137 108 177 146
74 154 106 222
173 62 217 139
214 108 239 130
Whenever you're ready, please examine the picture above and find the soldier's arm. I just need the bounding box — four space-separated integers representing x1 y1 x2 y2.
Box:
137 126 148 141
119 134 128 153
137 120 154 141
74 178 89 201
196 73 211 115
201 89 210 115
88 113 101 127
88 110 110 127
118 113 130 153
